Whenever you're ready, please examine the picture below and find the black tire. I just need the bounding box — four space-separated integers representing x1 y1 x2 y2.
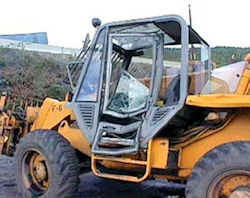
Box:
186 141 250 198
14 130 80 198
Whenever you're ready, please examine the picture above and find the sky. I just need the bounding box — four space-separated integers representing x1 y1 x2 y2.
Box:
0 0 249 48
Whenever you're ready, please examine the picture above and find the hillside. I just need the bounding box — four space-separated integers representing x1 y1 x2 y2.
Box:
162 46 250 67
0 47 73 100
211 47 250 66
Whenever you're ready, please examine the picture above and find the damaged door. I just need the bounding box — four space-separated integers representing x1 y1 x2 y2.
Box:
92 33 161 155
92 16 189 154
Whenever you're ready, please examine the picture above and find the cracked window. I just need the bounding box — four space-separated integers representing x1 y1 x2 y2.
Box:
108 71 149 113
107 35 155 114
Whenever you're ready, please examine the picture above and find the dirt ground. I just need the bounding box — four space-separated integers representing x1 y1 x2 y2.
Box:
0 155 185 198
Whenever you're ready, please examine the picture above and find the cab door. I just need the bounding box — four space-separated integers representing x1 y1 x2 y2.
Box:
71 28 106 143
91 32 162 155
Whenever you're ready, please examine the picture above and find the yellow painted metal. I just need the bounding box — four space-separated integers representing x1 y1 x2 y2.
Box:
91 138 169 173
58 121 91 157
100 160 146 172
94 155 147 166
31 98 75 131
245 53 250 61
186 64 250 108
26 106 40 123
156 100 164 106
0 93 7 110
30 98 91 157
91 140 153 183
0 136 4 153
178 109 250 178
236 69 250 94
0 112 9 135
186 94 250 108
151 138 169 169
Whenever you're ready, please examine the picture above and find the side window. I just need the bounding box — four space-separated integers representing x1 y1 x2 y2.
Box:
76 30 105 102
159 45 181 105
188 43 210 95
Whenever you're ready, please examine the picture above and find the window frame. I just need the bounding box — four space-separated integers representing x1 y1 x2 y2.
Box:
103 33 159 118
75 29 106 103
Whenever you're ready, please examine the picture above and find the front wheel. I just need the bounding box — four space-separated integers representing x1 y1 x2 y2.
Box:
186 141 250 198
14 130 80 198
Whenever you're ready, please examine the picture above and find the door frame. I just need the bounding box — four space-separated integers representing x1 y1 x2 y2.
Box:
102 33 159 118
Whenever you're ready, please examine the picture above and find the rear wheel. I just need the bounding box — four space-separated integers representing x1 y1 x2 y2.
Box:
14 130 80 198
186 141 250 198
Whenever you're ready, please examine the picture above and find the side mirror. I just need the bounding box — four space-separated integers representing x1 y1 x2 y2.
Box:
92 18 102 29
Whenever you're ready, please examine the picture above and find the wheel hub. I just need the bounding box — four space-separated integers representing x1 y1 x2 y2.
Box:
229 187 250 198
22 150 50 194
33 161 47 181
209 171 250 198
221 174 250 197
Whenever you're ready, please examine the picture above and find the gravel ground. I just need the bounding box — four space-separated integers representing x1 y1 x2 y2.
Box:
0 155 185 198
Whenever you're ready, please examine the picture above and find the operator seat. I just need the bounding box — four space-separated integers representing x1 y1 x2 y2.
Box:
165 75 191 105
164 75 205 138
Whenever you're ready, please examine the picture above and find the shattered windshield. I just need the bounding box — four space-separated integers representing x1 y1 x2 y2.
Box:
107 71 149 113
106 34 155 115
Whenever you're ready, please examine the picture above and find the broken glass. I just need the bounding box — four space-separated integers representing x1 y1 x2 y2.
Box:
107 70 149 114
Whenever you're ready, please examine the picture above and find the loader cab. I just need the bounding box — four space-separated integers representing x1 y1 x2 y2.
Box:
69 15 211 155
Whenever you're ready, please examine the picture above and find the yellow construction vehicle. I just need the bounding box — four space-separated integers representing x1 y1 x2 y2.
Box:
1 15 249 198
0 92 41 155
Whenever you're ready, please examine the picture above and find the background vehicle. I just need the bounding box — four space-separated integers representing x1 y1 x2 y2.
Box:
1 15 250 198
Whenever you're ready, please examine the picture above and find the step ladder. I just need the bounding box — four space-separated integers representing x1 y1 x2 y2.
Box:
91 140 152 183
92 121 141 156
